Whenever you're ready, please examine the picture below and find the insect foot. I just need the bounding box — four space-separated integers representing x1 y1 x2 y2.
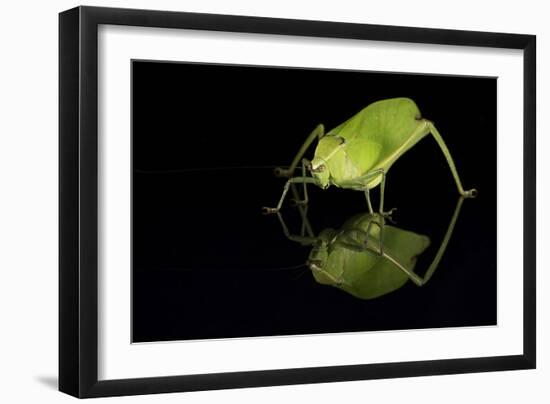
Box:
262 206 279 215
462 188 478 199
381 208 398 223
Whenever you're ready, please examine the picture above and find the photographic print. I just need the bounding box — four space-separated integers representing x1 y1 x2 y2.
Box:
59 7 536 397
131 60 497 343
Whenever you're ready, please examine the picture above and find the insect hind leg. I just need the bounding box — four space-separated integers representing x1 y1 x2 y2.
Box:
425 121 477 199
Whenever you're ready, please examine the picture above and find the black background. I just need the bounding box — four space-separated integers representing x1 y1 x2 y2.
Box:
132 60 496 342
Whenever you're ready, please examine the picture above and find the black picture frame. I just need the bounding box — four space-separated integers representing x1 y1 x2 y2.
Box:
59 5 536 398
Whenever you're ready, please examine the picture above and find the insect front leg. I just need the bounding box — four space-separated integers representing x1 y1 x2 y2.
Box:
262 176 319 214
275 210 316 245
274 124 324 178
290 159 312 207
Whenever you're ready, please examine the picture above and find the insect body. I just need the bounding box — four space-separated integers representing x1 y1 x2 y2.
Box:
263 98 476 215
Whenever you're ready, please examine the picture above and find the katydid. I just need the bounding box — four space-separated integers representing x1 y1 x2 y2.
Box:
276 196 465 299
263 97 476 215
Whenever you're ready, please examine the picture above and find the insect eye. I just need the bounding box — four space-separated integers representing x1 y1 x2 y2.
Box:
313 164 326 173
307 259 324 269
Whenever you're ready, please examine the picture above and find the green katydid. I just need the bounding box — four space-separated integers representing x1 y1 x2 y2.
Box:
276 196 465 299
262 97 476 215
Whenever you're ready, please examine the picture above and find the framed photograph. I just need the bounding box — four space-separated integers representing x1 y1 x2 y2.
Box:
59 6 536 398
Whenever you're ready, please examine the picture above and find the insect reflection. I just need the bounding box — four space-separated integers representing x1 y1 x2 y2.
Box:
275 196 466 299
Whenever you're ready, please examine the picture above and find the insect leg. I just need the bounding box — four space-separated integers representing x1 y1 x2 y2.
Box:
418 195 465 285
426 121 477 198
378 169 386 215
335 217 385 256
301 159 310 205
290 159 311 207
275 211 317 245
365 218 384 256
341 169 382 212
290 160 316 236
356 168 396 218
299 204 315 238
274 124 324 178
383 196 465 286
381 251 424 286
262 176 319 214
288 181 313 236
377 172 398 220
364 189 374 214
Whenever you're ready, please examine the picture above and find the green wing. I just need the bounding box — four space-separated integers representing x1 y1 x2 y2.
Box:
357 98 426 170
321 98 426 177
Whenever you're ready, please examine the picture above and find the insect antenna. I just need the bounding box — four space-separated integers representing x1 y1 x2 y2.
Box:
134 165 287 174
291 265 310 281
161 263 308 272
